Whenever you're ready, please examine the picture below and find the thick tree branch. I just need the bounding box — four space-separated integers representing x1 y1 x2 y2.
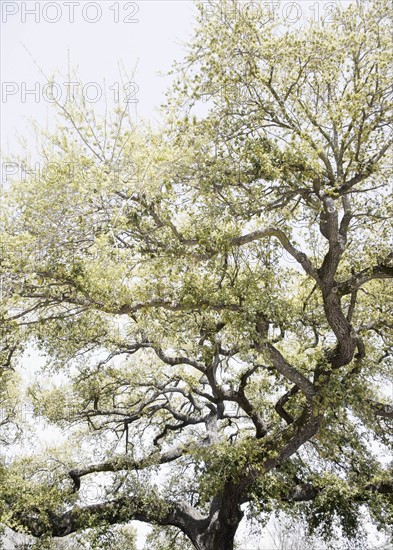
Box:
338 254 393 295
275 385 299 425
68 446 186 489
17 494 206 540
284 478 393 503
264 344 316 397
153 347 206 373
229 228 319 281
338 137 393 194
368 400 393 420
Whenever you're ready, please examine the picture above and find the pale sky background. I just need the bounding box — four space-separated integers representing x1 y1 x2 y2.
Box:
1 0 197 160
0 0 355 158
0 0 355 156
0 1 389 549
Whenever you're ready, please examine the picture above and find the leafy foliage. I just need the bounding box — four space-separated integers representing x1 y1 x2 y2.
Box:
1 1 392 548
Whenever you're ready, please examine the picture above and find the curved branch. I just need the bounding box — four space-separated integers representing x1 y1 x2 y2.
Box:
275 385 299 425
284 478 393 503
68 446 186 489
368 400 393 420
338 255 393 296
229 228 319 280
264 344 316 397
153 347 206 373
16 494 205 539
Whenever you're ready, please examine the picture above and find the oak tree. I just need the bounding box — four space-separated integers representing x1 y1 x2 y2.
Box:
1 1 392 549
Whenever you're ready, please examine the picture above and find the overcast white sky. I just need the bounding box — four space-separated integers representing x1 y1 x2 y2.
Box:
0 1 354 159
1 0 197 161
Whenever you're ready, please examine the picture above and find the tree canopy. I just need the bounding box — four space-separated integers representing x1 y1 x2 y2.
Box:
1 1 392 549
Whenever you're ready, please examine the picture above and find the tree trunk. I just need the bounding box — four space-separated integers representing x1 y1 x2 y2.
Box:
187 491 244 550
194 520 241 550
